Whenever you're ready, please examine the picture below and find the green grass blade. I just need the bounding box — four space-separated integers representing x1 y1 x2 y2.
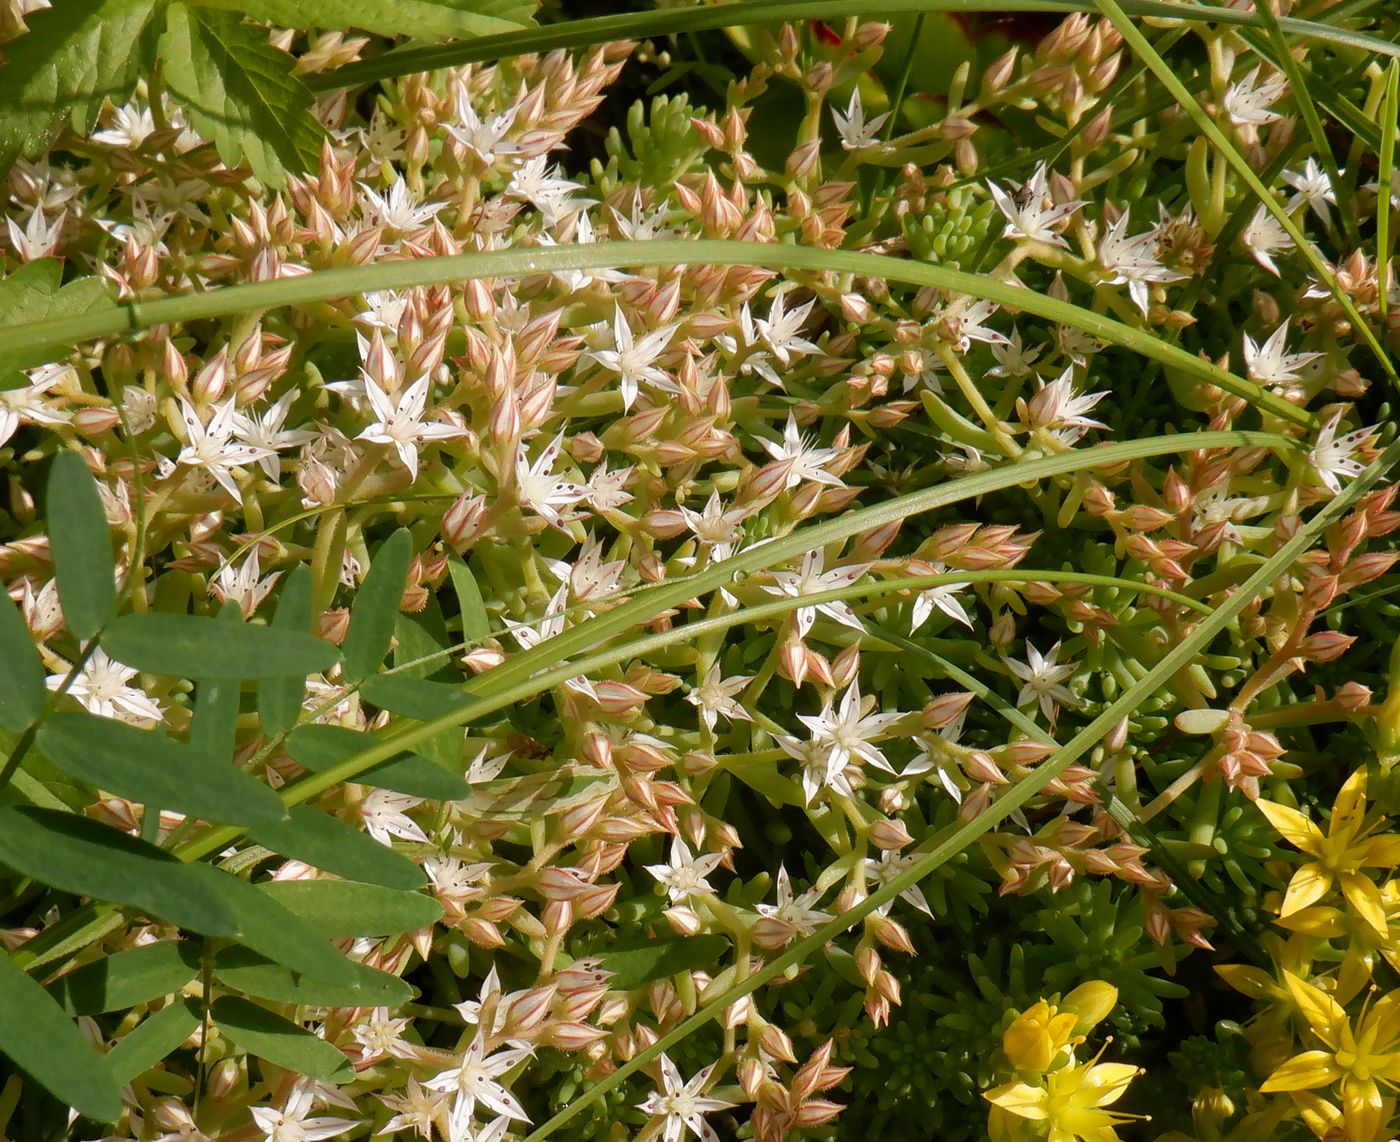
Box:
1379 60 1399 325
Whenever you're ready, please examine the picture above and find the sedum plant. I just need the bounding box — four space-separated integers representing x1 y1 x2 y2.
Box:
0 2 1399 1141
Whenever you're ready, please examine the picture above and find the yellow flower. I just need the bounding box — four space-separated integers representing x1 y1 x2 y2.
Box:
1261 972 1400 1142
1255 767 1400 936
985 1053 1142 1142
1001 983 1121 1072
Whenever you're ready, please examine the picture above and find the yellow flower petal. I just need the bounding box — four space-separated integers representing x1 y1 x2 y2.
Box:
1339 873 1390 937
984 1080 1048 1121
1272 904 1346 938
1340 1074 1383 1142
1080 1062 1140 1107
1279 865 1335 919
1356 835 1400 868
1283 973 1349 1043
1256 799 1324 854
1259 1049 1341 1092
1330 767 1369 842
1214 964 1277 999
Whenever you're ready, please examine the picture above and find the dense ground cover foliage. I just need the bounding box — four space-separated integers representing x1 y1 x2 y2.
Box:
3 1 1400 1139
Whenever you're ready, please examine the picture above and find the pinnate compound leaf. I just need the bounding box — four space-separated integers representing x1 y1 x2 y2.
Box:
37 711 288 827
0 591 43 732
49 940 201 1016
0 952 123 1122
0 0 158 174
47 451 115 640
286 723 470 801
341 528 413 683
0 806 238 936
597 935 731 990
106 999 203 1085
214 947 414 1008
102 611 339 679
247 805 426 890
188 0 535 38
211 996 353 1083
257 880 444 939
159 4 322 189
258 564 314 736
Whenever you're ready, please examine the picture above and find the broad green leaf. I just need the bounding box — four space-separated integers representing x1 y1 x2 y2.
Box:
47 451 115 640
48 940 201 1016
106 999 202 1085
247 805 426 890
597 935 730 990
0 0 158 174
189 865 359 987
159 4 323 189
0 952 122 1122
0 265 116 384
286 724 470 801
447 556 491 643
188 601 245 762
37 711 288 827
211 996 353 1083
0 807 238 936
259 565 314 736
341 528 413 684
0 592 43 731
257 879 443 939
102 611 339 679
189 0 534 38
214 947 414 1007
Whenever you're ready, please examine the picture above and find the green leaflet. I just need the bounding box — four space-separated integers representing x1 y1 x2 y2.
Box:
0 807 239 936
447 556 492 644
101 611 339 679
286 723 471 801
47 451 115 641
257 879 444 939
247 804 427 890
158 4 322 188
37 711 288 827
187 0 534 38
187 601 245 762
0 952 122 1122
598 935 731 990
211 996 353 1084
0 591 43 733
47 940 201 1016
214 947 414 1007
0 0 157 175
106 999 203 1086
341 528 413 684
0 263 115 386
258 564 315 736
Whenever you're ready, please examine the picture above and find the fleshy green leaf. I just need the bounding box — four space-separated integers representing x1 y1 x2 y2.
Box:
102 611 339 679
214 947 414 1007
341 528 413 683
48 940 202 1016
257 879 443 939
0 806 238 936
247 805 427 890
0 0 158 175
597 935 731 990
0 591 43 731
188 0 535 38
0 952 122 1122
447 556 491 644
47 451 115 640
286 724 470 801
259 564 314 736
37 711 288 827
211 996 353 1083
159 3 322 189
189 865 359 987
106 999 202 1085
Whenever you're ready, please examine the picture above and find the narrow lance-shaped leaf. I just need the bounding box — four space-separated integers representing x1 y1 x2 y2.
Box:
0 806 239 937
258 564 314 736
188 601 245 763
0 591 43 732
106 999 203 1086
211 996 353 1084
257 879 444 939
448 556 491 644
598 935 731 990
286 723 470 801
48 940 202 1016
341 527 413 684
0 952 123 1122
187 0 535 38
102 611 339 679
47 450 115 641
214 947 414 1008
247 805 427 891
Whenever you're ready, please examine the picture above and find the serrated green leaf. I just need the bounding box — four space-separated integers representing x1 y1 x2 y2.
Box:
189 864 359 987
0 807 239 936
37 711 288 827
214 947 413 1007
159 4 322 188
447 556 491 644
0 591 43 731
47 451 115 640
341 528 413 684
259 564 314 736
0 952 122 1122
0 265 117 385
48 940 201 1016
257 880 443 939
0 0 158 175
101 611 338 679
598 936 730 990
106 998 203 1085
188 0 534 38
212 995 353 1082
286 724 470 801
247 805 426 890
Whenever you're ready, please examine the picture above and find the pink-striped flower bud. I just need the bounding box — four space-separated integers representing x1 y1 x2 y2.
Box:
191 348 229 403
868 818 913 851
72 407 121 437
664 905 702 936
461 917 506 948
442 491 488 550
869 916 915 955
547 1021 608 1050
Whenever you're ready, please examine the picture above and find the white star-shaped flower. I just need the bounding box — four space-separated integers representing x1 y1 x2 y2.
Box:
0 362 71 445
645 835 724 904
832 89 890 150
47 648 162 726
763 549 870 640
1310 409 1377 495
1282 157 1338 227
248 1086 357 1142
797 677 904 778
358 176 448 232
758 414 842 489
1095 212 1186 315
1242 321 1324 391
357 376 465 481
176 398 276 504
423 1035 533 1124
637 1054 735 1142
589 304 678 411
232 388 319 480
755 865 832 935
1240 205 1295 276
1223 65 1289 126
514 431 587 530
987 163 1084 247
1005 640 1077 721
684 662 753 734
